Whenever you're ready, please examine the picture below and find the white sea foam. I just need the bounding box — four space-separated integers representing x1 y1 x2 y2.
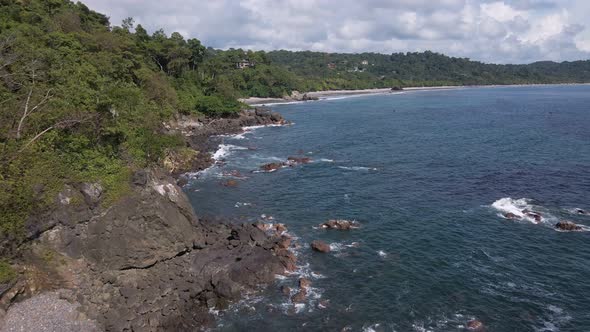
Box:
212 144 248 160
377 250 387 258
362 323 381 332
535 305 572 332
234 202 252 208
491 197 552 224
338 166 378 171
319 158 335 163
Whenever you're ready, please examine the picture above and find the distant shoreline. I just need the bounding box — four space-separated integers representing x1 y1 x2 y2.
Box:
241 83 590 106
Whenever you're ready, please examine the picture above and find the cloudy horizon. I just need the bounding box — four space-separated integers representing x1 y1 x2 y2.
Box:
80 0 590 64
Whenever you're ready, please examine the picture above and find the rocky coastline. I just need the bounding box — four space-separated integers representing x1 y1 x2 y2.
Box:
0 109 294 331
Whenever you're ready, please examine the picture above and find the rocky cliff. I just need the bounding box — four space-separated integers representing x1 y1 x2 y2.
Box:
0 109 294 331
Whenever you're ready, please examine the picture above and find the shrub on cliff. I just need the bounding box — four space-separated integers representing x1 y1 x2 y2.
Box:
195 95 242 116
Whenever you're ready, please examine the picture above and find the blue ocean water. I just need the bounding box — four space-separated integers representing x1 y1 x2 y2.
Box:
185 85 590 332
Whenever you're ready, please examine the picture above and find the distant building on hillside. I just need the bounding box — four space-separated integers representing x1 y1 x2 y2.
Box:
361 60 369 65
327 63 336 69
236 59 255 69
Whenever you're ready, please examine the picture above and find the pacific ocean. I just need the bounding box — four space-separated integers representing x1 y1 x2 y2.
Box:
185 85 590 332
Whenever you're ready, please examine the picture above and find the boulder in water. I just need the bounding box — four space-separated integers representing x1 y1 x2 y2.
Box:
299 278 311 289
291 289 307 303
311 240 331 253
575 208 589 216
466 319 484 330
320 219 359 230
260 162 285 172
555 221 582 231
280 285 291 297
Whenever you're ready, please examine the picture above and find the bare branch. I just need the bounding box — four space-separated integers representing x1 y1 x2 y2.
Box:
16 87 34 140
16 87 53 140
9 116 94 162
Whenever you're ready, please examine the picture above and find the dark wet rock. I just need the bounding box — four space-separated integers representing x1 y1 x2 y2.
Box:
260 162 285 172
299 278 311 289
522 209 542 222
555 221 582 231
467 319 484 330
311 240 331 253
391 86 403 91
275 223 288 233
575 208 589 215
280 286 291 296
320 219 359 230
291 289 307 303
503 212 520 220
526 213 542 222
276 249 298 272
277 236 291 249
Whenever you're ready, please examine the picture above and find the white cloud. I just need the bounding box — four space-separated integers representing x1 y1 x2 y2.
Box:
79 0 590 63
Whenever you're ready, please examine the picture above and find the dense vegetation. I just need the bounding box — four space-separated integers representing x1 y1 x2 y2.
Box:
0 0 242 238
1 0 589 239
264 50 590 90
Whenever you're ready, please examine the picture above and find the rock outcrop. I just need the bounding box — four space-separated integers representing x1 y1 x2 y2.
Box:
165 108 287 176
311 240 331 253
319 219 360 230
466 319 484 330
0 169 294 331
555 221 582 231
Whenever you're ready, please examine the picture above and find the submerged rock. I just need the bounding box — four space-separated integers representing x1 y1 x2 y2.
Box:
575 208 589 215
221 179 239 187
287 156 312 164
503 212 520 220
311 240 331 253
555 221 582 231
523 210 542 222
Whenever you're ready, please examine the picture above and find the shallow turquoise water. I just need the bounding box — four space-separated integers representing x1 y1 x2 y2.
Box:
185 85 590 332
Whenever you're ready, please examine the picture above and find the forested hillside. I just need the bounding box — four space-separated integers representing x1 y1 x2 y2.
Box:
266 50 590 90
0 0 239 238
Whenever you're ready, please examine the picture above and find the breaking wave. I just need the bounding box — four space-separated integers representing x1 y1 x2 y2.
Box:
338 166 378 171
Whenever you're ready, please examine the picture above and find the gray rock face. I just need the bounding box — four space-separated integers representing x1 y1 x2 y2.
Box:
78 183 103 207
21 170 293 331
1 110 294 331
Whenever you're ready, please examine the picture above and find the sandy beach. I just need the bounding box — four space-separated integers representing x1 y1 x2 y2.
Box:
240 83 590 106
240 86 466 105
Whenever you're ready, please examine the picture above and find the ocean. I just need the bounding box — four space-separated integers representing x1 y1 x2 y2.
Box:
184 85 590 332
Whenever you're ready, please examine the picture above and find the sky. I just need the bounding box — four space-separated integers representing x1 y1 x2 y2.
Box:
79 0 590 64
